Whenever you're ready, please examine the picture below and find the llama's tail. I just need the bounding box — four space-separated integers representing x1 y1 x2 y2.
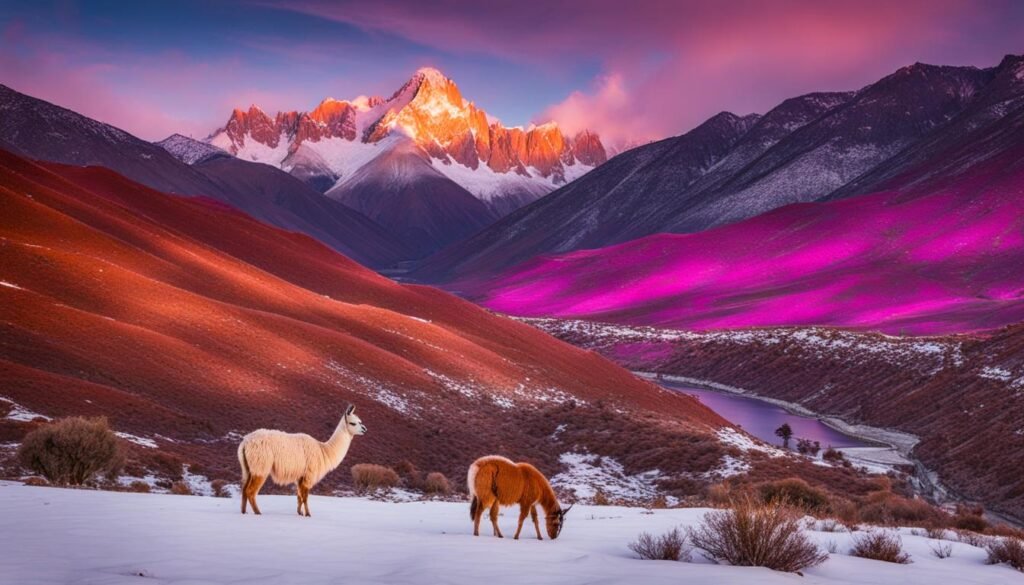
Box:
467 461 480 519
238 441 250 486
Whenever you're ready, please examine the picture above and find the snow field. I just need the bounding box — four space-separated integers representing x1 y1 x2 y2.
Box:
0 483 1018 585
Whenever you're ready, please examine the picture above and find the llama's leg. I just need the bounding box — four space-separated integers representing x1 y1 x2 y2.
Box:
473 498 486 536
530 506 543 540
248 475 267 515
513 504 530 540
241 476 251 514
299 480 312 517
296 482 304 516
489 502 504 538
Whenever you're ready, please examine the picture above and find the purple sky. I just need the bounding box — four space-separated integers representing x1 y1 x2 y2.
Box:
2 0 1021 146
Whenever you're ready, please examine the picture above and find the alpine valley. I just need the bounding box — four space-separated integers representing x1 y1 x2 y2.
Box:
2 27 1024 579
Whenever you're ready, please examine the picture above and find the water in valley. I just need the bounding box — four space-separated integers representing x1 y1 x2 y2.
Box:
661 382 869 448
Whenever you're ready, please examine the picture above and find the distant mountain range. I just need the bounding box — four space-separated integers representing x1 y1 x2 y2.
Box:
440 54 1024 335
0 84 412 268
415 55 1024 284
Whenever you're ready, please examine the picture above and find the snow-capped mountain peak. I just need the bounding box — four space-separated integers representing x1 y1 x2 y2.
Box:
205 68 607 215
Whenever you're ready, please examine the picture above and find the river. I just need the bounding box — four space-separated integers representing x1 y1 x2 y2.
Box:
659 380 870 448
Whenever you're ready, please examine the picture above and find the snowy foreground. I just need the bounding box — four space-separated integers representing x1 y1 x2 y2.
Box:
0 483 1018 585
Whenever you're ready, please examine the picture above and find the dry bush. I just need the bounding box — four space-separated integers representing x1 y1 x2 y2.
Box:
629 528 691 561
423 472 450 495
706 483 734 507
394 460 423 490
688 496 828 573
592 489 611 506
757 478 829 513
821 447 847 465
925 525 949 540
22 476 48 487
858 492 941 526
930 541 953 559
987 524 1024 540
956 530 991 548
850 531 911 564
650 494 669 509
170 481 193 495
17 417 122 485
986 537 1024 571
210 479 231 498
954 513 987 533
351 464 400 492
817 519 845 533
828 497 860 529
127 481 151 493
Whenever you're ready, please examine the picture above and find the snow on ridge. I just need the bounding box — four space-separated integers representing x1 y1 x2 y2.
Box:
550 452 670 504
323 360 416 416
520 317 964 370
115 432 158 449
1 397 50 422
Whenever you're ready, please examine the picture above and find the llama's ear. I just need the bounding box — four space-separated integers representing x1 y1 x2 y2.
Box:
563 504 574 515
346 403 355 416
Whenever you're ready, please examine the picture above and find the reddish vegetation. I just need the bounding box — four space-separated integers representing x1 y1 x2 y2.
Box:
465 141 1024 335
0 148 722 489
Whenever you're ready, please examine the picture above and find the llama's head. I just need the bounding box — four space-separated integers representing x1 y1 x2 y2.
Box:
546 503 573 539
344 404 367 436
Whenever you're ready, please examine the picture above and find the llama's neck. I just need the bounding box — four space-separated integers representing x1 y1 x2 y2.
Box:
539 484 560 516
321 418 353 468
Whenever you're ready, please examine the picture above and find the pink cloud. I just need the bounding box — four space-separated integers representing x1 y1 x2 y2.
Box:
273 0 1021 147
0 24 310 141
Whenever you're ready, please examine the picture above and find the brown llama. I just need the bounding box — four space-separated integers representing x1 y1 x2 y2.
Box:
467 455 572 540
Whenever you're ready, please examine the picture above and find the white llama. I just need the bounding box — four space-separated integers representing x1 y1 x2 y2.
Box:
238 403 367 516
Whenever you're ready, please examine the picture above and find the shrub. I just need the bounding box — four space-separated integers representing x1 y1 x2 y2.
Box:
858 492 938 526
22 476 48 487
956 530 991 548
688 496 828 573
127 481 151 493
925 525 948 540
930 541 953 559
629 528 691 561
423 472 450 495
210 479 231 498
351 464 400 492
592 489 611 506
796 438 821 456
757 478 829 513
817 519 844 533
987 525 1024 540
986 537 1024 571
954 513 987 533
850 531 911 564
17 417 122 485
170 481 193 495
828 497 860 529
822 447 846 464
394 460 422 490
706 483 733 507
